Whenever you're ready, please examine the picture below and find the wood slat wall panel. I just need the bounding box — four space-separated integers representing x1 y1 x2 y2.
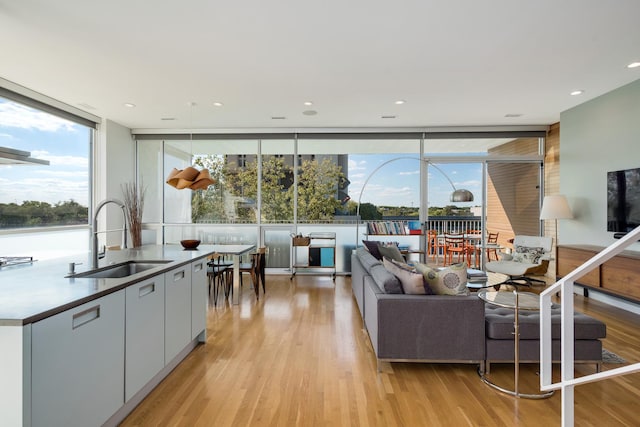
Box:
545 123 561 277
486 136 543 248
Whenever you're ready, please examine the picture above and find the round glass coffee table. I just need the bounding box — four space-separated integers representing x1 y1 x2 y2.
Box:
477 289 555 399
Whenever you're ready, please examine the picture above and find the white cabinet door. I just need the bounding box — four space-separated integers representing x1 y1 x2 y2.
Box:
31 290 125 427
191 259 207 341
125 275 165 401
165 264 192 364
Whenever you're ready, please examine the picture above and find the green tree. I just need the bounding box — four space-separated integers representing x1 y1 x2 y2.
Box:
357 202 382 220
191 155 228 222
203 156 346 223
231 158 284 222
297 158 345 222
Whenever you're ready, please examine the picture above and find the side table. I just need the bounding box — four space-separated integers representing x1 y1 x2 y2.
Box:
477 289 555 399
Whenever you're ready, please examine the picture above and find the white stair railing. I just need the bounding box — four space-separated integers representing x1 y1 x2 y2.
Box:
540 227 640 426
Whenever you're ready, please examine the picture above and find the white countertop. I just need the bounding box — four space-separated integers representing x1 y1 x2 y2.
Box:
0 244 218 325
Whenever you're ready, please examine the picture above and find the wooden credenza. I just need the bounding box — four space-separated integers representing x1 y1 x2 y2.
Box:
557 244 640 302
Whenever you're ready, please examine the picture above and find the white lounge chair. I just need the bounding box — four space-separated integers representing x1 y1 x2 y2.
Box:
485 235 552 287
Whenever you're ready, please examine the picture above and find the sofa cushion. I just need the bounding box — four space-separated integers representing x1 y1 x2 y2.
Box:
415 262 469 296
370 263 403 294
377 243 405 263
355 246 382 271
382 258 429 295
484 305 607 340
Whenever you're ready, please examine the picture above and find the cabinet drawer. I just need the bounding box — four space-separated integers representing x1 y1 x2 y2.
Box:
602 256 640 300
165 265 192 363
191 260 207 340
557 247 600 287
31 291 125 427
125 275 165 401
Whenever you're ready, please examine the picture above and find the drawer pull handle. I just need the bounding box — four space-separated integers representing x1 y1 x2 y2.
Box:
174 270 185 281
194 262 203 272
72 305 100 329
139 282 155 298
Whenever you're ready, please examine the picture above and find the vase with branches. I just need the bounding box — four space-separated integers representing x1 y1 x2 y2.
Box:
122 182 145 248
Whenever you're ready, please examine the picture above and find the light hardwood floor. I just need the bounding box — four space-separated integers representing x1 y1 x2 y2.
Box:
122 274 640 426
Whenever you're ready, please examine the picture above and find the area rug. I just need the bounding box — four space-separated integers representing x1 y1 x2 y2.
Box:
602 348 627 364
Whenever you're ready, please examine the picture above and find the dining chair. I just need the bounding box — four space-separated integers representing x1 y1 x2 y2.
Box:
485 231 499 261
237 246 266 299
207 253 232 305
426 229 438 261
443 233 471 266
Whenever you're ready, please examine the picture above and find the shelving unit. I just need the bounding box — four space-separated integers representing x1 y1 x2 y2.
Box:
290 232 336 281
364 221 425 262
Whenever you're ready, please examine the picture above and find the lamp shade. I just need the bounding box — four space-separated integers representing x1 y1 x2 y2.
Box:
540 195 573 220
166 166 215 190
450 188 474 202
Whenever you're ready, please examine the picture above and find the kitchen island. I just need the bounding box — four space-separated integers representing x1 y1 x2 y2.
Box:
0 244 216 427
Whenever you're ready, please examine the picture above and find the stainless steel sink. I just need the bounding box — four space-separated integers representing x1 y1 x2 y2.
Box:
67 260 172 279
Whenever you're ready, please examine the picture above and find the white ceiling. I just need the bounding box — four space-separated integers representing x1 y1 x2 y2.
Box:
1 0 639 131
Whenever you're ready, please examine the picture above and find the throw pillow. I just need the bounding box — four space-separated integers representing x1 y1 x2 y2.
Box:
382 257 427 294
369 264 403 294
512 245 544 264
415 262 469 296
377 242 405 263
362 240 383 260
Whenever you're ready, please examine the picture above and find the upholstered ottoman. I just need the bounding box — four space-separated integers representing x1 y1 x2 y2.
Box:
484 304 606 372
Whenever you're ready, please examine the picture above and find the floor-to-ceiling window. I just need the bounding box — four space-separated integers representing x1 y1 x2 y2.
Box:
0 93 95 260
135 130 546 273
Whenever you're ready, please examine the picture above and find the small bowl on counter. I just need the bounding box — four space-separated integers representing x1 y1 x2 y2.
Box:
180 239 201 250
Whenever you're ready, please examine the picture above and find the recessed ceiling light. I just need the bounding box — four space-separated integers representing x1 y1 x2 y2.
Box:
570 90 584 96
381 115 397 119
271 116 286 120
213 102 223 107
303 101 313 106
302 110 317 116
124 103 136 108
628 62 640 69
394 100 406 105
504 113 522 118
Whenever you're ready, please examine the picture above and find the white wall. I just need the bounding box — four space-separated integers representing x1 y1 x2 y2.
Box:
560 78 640 249
96 119 135 248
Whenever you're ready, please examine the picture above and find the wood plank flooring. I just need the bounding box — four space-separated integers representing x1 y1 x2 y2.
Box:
121 274 640 426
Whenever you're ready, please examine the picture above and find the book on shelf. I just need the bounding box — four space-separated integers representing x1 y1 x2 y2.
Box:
366 221 412 235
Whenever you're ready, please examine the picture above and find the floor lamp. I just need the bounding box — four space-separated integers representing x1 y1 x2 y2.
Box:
355 156 474 249
540 195 573 275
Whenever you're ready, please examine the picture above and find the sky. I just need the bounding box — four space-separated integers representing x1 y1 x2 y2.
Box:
348 154 482 208
0 100 89 205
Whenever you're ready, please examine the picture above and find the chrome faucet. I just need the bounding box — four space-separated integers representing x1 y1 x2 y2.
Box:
91 198 127 269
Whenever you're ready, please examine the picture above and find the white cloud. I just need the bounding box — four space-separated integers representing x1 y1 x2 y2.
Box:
0 133 15 139
348 159 367 171
33 170 89 178
0 102 76 132
399 169 419 176
0 176 88 205
30 151 88 167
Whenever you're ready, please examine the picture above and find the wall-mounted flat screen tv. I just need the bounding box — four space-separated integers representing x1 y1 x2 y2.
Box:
607 167 640 232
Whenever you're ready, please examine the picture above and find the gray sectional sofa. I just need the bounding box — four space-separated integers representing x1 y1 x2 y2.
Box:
351 247 607 371
351 247 486 368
